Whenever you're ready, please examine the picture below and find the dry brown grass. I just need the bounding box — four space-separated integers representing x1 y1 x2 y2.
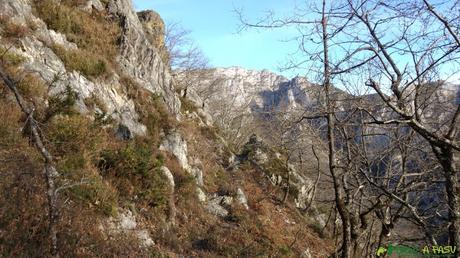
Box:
0 96 50 257
16 73 47 100
2 22 29 39
0 16 30 39
161 114 334 256
33 0 121 78
50 44 108 78
0 90 334 256
235 166 333 257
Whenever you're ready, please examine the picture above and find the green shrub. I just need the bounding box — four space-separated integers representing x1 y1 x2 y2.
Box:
173 168 196 202
17 73 47 100
98 141 169 207
0 47 26 66
68 175 119 216
45 114 105 157
120 75 176 143
45 84 78 121
58 152 87 174
100 142 154 177
278 245 293 256
141 169 169 208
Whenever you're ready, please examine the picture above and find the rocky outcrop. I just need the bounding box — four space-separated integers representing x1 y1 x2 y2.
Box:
159 131 190 171
107 0 181 117
159 131 206 186
1 0 149 136
0 0 184 137
160 166 176 225
236 187 249 209
79 0 105 12
238 134 326 225
137 10 169 65
205 196 230 217
105 209 154 247
158 130 249 218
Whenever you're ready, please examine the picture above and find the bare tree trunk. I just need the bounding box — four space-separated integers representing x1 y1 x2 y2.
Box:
44 165 59 257
433 146 460 247
304 145 321 212
282 158 291 204
0 66 60 257
321 2 351 257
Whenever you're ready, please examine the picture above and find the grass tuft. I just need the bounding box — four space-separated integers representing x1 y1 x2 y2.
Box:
51 44 107 78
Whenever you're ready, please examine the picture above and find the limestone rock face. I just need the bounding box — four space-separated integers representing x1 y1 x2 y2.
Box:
137 10 168 64
196 187 207 202
161 166 175 188
236 188 249 209
106 209 155 247
0 0 182 137
107 0 181 117
79 0 104 12
159 131 206 187
0 0 33 24
118 210 137 230
302 248 313 258
205 196 229 217
159 131 190 171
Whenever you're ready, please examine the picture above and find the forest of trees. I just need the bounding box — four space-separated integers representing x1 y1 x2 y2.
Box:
235 0 459 257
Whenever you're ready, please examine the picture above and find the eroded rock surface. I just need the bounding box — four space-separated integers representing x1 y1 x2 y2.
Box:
107 0 181 116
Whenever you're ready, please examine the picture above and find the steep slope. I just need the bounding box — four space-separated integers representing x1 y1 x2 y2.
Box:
0 0 331 257
188 66 460 248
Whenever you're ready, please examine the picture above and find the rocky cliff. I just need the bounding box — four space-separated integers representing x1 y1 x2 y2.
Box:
0 0 181 138
192 66 459 151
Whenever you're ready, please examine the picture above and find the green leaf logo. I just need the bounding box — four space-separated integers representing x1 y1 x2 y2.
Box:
376 246 387 256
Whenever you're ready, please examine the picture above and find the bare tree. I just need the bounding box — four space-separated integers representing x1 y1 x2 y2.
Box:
343 0 460 248
0 64 60 257
165 22 209 98
236 0 459 256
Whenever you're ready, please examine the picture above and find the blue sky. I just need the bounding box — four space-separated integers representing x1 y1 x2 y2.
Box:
133 0 302 78
132 1 460 85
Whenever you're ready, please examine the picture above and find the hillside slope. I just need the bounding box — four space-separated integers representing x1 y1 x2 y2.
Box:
0 0 332 257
